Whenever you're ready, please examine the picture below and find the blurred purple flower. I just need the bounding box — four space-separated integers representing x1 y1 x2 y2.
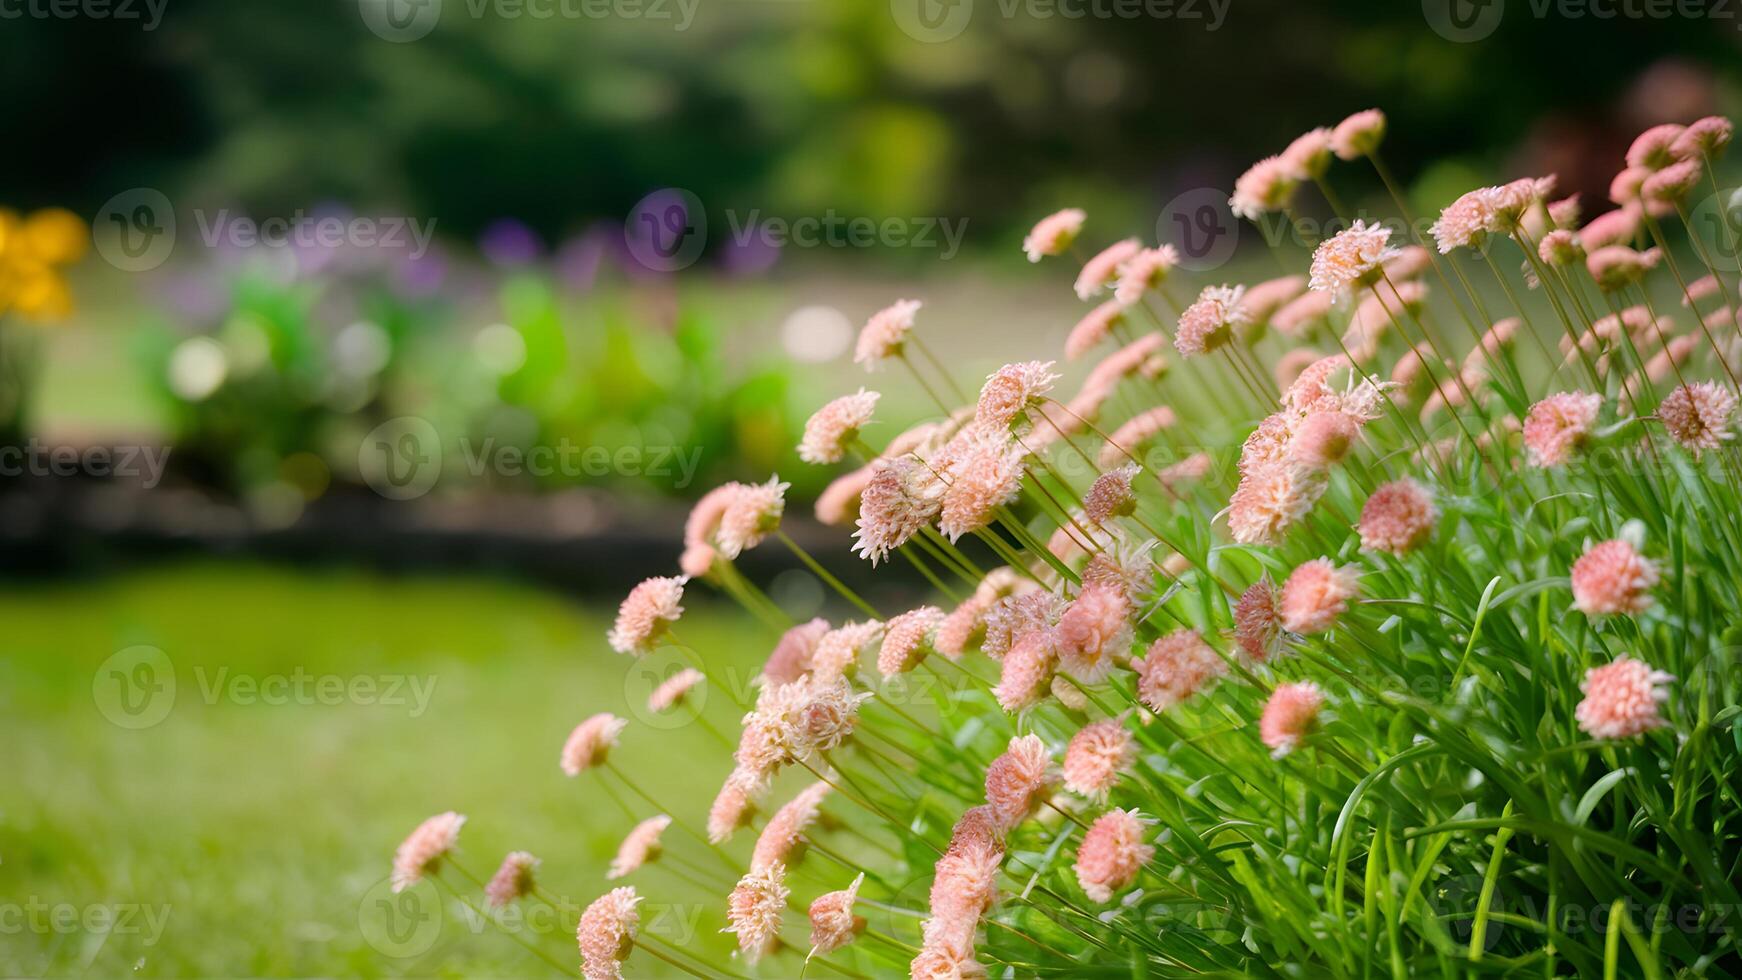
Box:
479 218 545 267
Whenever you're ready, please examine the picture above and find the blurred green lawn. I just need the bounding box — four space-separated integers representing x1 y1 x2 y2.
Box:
0 563 768 978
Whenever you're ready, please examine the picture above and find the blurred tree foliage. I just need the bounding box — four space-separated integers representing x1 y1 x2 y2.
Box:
4 0 1738 255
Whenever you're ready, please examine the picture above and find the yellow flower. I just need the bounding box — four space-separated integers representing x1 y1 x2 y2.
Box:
18 207 89 266
0 206 87 323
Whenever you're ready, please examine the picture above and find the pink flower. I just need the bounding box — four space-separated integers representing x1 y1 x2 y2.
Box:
799 389 880 464
911 944 989 980
1288 410 1360 468
1331 108 1386 160
856 299 920 368
1023 208 1086 262
1054 581 1134 683
810 620 885 681
753 781 831 872
937 429 1027 542
1230 155 1302 220
1114 245 1179 303
808 873 866 959
879 605 946 678
716 476 788 559
1132 629 1225 711
1272 290 1335 335
391 811 465 892
1259 681 1325 756
1431 186 1503 254
726 863 789 963
1099 406 1176 467
1084 464 1138 523
1159 451 1212 489
647 667 704 713
1073 808 1154 903
983 589 1058 659
994 631 1057 712
1539 228 1583 266
1672 115 1733 160
1309 219 1396 295
1358 478 1437 555
1682 275 1721 307
1642 158 1702 204
1062 716 1136 797
707 769 761 843
1610 167 1649 206
1065 299 1128 360
975 361 1059 429
1575 657 1673 739
607 576 686 655
1075 238 1142 300
1626 123 1687 171
1233 578 1283 662
1280 559 1359 634
1239 274 1308 329
485 851 539 907
1586 245 1661 291
1658 381 1736 456
1523 391 1602 467
1282 126 1334 178
984 734 1054 830
1578 206 1641 250
578 887 640 980
1227 461 1328 545
561 713 628 775
816 465 873 526
1571 539 1658 616
682 483 739 565
762 618 830 687
607 816 670 879
853 457 943 565
1175 284 1248 355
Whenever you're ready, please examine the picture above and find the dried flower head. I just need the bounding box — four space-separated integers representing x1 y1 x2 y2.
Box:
1571 538 1658 616
1074 809 1155 906
1523 391 1602 467
561 713 628 775
1259 681 1325 757
800 389 880 465
578 886 640 980
984 734 1055 830
486 851 540 907
1576 657 1673 739
392 811 465 892
1358 478 1438 554
1083 464 1139 523
1280 559 1359 634
808 873 866 959
1133 629 1225 712
856 299 920 368
1658 380 1736 456
853 457 943 565
937 430 1028 542
725 863 789 963
607 817 670 880
1062 716 1136 797
1023 208 1086 262
1175 284 1248 356
607 575 686 657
